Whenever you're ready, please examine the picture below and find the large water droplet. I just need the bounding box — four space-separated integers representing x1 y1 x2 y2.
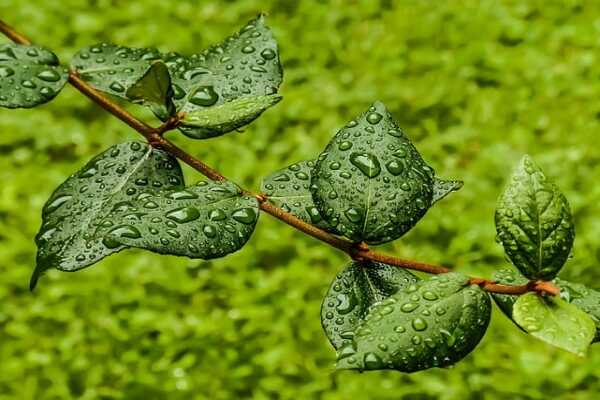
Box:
103 225 141 248
232 208 257 224
411 317 428 331
385 160 404 176
166 206 200 223
350 152 381 178
0 65 15 78
37 69 62 82
189 86 219 106
366 112 383 124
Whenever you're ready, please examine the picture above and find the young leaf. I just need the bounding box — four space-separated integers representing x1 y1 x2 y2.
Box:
0 44 68 108
495 155 574 280
261 160 336 231
336 272 491 372
163 15 283 139
71 43 164 102
181 94 282 132
32 142 259 290
432 178 464 204
320 260 420 349
125 60 175 118
513 292 595 356
311 101 461 244
492 268 600 342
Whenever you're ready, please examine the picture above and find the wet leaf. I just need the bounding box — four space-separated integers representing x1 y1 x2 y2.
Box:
513 292 595 356
181 94 281 133
320 260 419 349
261 160 335 231
495 155 574 280
311 101 460 244
71 43 166 104
32 142 258 289
125 60 175 118
432 178 463 204
336 272 491 372
492 268 600 342
0 44 68 108
163 15 282 139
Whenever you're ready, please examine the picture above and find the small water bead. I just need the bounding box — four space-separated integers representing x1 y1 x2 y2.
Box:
366 112 383 124
209 209 227 221
338 141 353 151
103 225 141 248
401 303 418 313
241 45 256 54
411 317 428 331
203 225 217 238
260 48 276 60
345 208 362 223
109 81 125 92
0 66 15 77
385 160 404 176
22 80 36 89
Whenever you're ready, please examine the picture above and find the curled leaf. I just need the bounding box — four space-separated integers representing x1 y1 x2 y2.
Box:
336 272 491 372
321 260 419 349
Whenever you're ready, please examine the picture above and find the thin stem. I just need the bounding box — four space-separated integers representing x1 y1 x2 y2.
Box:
0 18 559 297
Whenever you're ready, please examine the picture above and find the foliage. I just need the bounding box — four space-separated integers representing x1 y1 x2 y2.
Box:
2 1 600 399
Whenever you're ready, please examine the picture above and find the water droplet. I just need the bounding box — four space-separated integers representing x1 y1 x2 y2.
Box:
350 152 381 178
189 86 219 106
0 66 15 78
232 208 257 224
45 195 72 213
103 225 141 248
241 45 256 54
166 206 200 223
338 141 353 151
203 225 217 238
345 208 362 223
401 303 418 313
363 352 383 369
209 209 227 221
260 48 276 60
36 69 62 82
366 112 383 124
109 81 125 92
385 160 404 176
411 317 427 331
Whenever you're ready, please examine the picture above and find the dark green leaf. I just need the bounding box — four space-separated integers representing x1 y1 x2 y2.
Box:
513 292 595 356
71 43 163 101
125 60 175 118
492 268 600 342
495 155 574 280
163 15 283 139
261 160 335 231
336 272 491 372
432 178 463 204
320 260 419 349
181 94 281 132
0 44 68 108
32 142 259 290
311 101 460 244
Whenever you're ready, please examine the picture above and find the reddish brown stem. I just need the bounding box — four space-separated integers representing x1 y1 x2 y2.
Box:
0 18 557 297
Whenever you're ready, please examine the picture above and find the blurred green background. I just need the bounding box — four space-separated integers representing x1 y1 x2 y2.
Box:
1 0 600 398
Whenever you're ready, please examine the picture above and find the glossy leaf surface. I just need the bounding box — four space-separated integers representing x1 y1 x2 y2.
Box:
495 155 574 280
513 292 595 356
71 43 163 102
336 272 491 372
311 101 460 244
33 142 258 289
261 160 335 231
492 268 600 342
0 44 68 108
320 260 419 349
163 15 283 139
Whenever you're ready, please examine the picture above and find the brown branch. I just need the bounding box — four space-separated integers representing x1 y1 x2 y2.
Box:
0 18 557 297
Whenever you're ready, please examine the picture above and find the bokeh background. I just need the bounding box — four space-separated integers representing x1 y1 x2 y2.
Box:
1 0 600 399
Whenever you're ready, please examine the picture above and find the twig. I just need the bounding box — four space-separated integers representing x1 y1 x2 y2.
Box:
0 18 558 297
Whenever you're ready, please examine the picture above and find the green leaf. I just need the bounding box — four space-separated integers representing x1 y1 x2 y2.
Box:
492 268 600 342
311 101 460 244
432 178 463 204
320 260 419 349
125 60 175 118
0 44 68 108
336 272 491 372
32 142 259 290
495 155 575 280
71 43 163 101
513 292 595 356
261 160 336 231
181 94 282 132
163 15 283 139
